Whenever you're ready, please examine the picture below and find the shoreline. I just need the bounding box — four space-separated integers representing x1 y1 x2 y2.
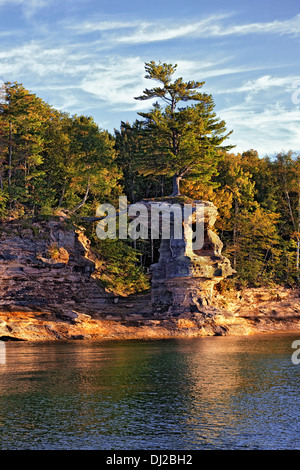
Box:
1 285 300 342
1 217 299 342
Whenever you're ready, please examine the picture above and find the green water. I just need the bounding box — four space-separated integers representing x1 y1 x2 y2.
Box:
0 333 299 450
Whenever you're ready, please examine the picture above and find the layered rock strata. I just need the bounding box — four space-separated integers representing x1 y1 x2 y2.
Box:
0 209 299 342
0 287 299 341
0 218 114 318
145 199 235 315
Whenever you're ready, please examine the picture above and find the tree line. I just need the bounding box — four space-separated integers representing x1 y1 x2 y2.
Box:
0 62 299 291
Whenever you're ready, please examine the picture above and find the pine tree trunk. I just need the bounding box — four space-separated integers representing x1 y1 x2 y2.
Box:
170 175 182 197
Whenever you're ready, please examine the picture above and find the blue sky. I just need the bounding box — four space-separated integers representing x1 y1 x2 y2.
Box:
0 0 299 156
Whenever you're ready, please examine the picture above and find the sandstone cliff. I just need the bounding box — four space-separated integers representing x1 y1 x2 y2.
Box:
0 216 299 341
0 217 114 316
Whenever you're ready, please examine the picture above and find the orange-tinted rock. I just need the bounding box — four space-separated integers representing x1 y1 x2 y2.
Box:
148 200 235 315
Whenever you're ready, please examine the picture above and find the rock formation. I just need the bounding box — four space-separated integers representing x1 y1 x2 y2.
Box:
0 217 114 318
137 199 235 316
0 206 299 341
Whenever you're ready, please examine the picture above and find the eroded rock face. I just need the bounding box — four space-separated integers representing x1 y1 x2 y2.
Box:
0 213 299 342
147 200 235 316
0 218 113 317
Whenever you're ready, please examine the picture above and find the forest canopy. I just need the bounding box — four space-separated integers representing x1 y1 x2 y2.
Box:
1 63 300 290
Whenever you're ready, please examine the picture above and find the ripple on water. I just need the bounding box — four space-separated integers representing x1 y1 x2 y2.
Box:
0 333 299 450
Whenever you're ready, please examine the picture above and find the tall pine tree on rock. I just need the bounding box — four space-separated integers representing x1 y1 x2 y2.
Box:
134 61 234 196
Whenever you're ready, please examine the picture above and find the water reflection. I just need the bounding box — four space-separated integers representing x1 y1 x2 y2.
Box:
176 335 300 449
0 334 299 449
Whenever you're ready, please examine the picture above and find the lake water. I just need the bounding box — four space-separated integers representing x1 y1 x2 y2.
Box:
0 333 299 450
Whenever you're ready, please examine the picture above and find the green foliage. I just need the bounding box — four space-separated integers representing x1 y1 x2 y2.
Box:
89 236 150 296
184 149 300 286
115 120 172 202
134 61 234 195
0 188 9 218
0 82 122 218
1 73 300 291
232 207 281 286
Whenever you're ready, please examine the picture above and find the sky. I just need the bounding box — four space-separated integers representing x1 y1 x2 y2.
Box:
0 0 299 156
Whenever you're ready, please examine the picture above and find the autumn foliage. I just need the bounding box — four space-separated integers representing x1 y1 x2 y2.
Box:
1 76 300 289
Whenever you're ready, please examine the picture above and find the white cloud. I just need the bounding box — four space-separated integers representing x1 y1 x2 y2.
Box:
214 74 300 97
79 56 246 110
0 41 93 78
0 0 49 7
196 14 300 38
0 4 298 156
112 16 228 44
236 75 296 92
0 0 49 14
80 13 300 46
80 56 149 109
205 73 300 154
69 19 142 33
0 42 157 109
219 14 300 37
0 0 21 4
220 103 300 155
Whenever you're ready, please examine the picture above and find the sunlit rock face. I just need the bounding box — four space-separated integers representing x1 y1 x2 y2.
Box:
147 199 235 316
0 218 113 317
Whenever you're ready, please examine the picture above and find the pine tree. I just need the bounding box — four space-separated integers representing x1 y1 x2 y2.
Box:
134 61 233 196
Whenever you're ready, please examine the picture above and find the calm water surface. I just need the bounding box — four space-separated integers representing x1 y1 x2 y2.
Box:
0 333 299 450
